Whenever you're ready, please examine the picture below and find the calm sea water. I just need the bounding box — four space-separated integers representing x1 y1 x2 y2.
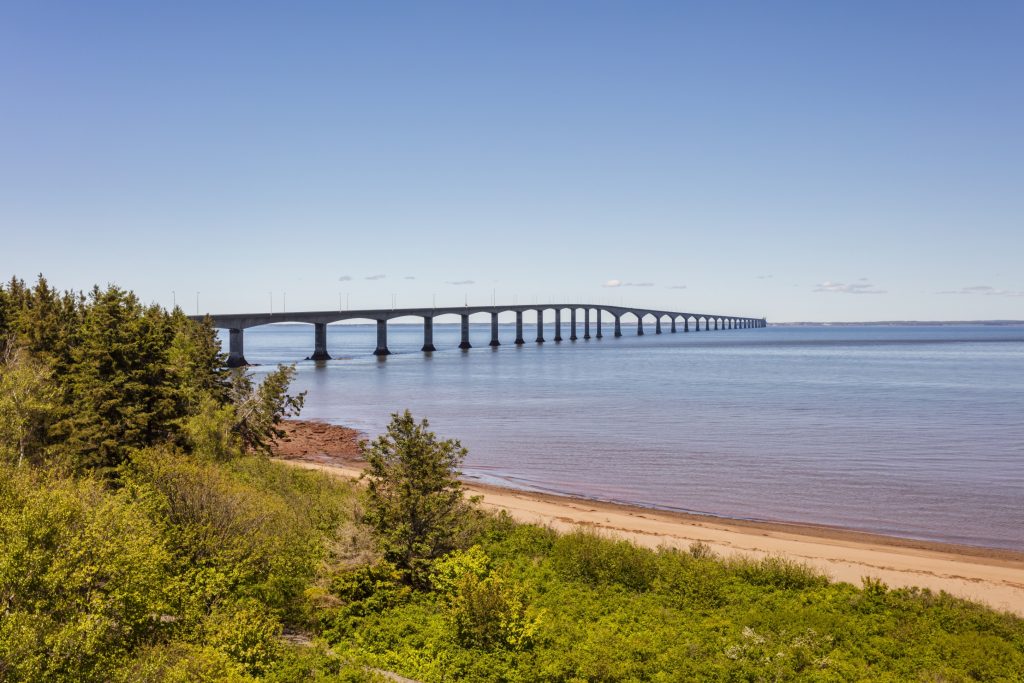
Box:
230 322 1024 551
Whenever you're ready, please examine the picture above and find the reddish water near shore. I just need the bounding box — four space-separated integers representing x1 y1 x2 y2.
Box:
233 323 1024 551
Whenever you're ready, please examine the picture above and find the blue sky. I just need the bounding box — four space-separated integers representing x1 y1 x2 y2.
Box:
2 1 1022 321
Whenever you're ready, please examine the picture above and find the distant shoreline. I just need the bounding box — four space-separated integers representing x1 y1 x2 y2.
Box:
273 419 1024 615
773 320 1024 326
251 319 1024 327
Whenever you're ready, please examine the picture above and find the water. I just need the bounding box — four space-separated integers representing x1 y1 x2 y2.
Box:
230 322 1024 551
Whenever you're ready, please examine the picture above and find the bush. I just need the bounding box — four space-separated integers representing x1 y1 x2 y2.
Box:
447 571 541 651
727 554 829 590
0 465 171 682
550 529 660 591
114 642 246 683
204 598 283 677
654 549 728 610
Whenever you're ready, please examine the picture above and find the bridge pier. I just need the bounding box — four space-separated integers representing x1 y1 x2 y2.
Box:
227 328 248 367
311 322 332 360
704 317 710 331
515 311 525 345
656 317 662 334
490 312 500 347
596 310 603 338
536 310 545 342
684 317 689 332
459 314 472 349
614 315 622 337
374 320 390 356
570 309 578 341
554 310 562 342
671 318 676 333
637 316 644 335
584 308 591 339
422 317 436 352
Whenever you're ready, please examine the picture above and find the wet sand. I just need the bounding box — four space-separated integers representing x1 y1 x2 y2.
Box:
273 419 1024 616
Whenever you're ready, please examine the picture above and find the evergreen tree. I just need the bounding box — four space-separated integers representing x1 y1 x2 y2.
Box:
361 410 473 585
56 286 178 471
227 365 305 456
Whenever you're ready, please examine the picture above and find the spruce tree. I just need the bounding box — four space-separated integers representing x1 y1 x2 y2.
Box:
361 410 473 585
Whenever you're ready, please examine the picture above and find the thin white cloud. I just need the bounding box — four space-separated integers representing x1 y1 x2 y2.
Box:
365 274 386 281
337 275 352 282
755 274 773 280
668 285 687 290
603 279 654 288
403 276 416 280
445 280 475 285
814 280 887 295
938 285 1024 297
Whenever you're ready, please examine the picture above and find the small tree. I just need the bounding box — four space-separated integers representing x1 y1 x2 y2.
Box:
361 411 472 585
0 343 57 466
227 365 306 456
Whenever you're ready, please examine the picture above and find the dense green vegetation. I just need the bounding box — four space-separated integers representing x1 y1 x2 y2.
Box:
2 276 1023 681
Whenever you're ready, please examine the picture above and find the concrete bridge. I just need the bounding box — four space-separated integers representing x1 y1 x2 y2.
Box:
192 305 766 367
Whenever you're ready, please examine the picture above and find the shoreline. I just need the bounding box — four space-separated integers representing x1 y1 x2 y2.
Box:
273 419 1024 616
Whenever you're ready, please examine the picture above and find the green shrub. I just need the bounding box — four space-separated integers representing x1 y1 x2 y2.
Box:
447 571 541 651
0 465 171 682
114 642 247 683
127 448 322 624
550 529 659 591
654 549 728 610
727 554 829 590
204 598 283 677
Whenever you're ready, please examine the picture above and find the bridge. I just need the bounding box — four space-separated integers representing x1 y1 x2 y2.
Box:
192 305 766 367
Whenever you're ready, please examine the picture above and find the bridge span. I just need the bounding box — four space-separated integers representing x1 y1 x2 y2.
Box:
192 305 766 367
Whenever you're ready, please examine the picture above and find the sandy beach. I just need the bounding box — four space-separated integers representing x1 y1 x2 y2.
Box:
274 420 1024 616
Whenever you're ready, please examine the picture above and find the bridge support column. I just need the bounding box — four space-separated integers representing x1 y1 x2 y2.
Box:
596 310 603 338
422 317 436 352
570 309 578 340
584 309 591 339
705 318 710 331
614 315 622 337
490 312 500 347
684 317 689 332
714 318 719 330
536 310 544 343
459 314 472 349
311 323 332 360
227 328 248 367
671 318 676 333
515 311 525 345
656 317 662 334
374 320 391 356
637 316 644 335
554 310 562 342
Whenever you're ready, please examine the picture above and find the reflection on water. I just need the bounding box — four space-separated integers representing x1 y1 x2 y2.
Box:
228 323 1024 550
